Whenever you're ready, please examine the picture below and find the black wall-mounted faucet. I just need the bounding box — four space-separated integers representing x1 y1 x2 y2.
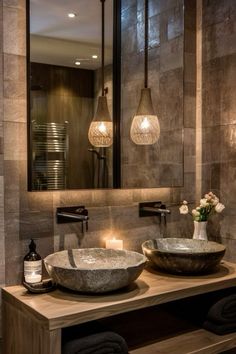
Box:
139 201 171 217
56 206 89 232
139 202 171 237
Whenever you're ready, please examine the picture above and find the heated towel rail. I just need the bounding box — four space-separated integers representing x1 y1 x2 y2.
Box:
31 122 68 190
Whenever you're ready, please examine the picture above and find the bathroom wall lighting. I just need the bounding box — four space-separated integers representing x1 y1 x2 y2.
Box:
130 0 160 145
68 13 77 18
88 0 113 147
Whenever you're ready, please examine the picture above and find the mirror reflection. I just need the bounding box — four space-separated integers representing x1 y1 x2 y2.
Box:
29 0 113 190
120 0 184 188
28 0 185 191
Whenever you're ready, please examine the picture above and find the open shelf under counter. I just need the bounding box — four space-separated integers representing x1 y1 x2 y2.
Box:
2 260 236 354
129 329 236 354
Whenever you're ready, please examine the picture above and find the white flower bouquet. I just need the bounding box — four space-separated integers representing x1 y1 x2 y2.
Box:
179 192 225 222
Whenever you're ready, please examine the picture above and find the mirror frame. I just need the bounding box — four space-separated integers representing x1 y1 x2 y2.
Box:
26 0 122 191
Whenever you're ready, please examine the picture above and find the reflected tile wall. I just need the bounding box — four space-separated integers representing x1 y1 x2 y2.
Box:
121 0 185 188
0 0 196 290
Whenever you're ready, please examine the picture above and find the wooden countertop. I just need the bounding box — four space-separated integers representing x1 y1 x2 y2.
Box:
3 261 236 331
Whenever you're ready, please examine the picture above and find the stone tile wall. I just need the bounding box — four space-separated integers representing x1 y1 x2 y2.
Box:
0 0 5 293
201 0 236 260
121 0 184 188
1 0 236 346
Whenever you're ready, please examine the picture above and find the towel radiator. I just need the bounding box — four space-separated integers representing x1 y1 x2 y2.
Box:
31 122 68 190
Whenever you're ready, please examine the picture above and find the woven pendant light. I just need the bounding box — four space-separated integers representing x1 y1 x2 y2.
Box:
88 0 113 147
130 0 160 145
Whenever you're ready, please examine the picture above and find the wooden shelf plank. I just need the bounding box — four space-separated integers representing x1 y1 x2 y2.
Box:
129 329 236 354
3 261 236 354
2 261 236 331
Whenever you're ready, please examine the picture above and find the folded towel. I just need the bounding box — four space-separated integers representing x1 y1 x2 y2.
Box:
62 322 107 343
62 331 129 354
203 320 236 335
206 294 236 324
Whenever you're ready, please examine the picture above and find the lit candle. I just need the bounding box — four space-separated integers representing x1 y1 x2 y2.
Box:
24 271 42 284
105 238 123 250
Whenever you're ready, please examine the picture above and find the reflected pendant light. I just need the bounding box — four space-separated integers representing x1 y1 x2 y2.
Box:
130 0 160 145
88 0 113 147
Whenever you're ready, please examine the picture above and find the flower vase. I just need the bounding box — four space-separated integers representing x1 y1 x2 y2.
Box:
193 221 208 241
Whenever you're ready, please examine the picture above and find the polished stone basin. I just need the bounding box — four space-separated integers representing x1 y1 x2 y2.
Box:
44 248 147 293
142 238 226 274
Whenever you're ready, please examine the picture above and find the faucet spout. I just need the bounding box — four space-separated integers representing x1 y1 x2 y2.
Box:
141 206 171 215
139 201 171 238
56 206 89 232
56 211 89 221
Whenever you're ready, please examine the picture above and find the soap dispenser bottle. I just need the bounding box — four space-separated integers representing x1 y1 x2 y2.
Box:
24 239 42 284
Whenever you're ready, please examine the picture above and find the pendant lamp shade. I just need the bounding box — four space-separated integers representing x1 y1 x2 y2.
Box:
88 96 113 147
130 0 160 145
130 88 160 145
88 0 113 148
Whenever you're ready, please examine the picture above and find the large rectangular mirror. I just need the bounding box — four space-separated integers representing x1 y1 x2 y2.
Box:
27 0 184 191
28 0 119 190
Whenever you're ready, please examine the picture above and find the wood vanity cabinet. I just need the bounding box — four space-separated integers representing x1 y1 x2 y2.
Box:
3 261 236 354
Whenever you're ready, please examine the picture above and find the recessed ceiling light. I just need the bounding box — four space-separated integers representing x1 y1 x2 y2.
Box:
92 55 98 59
75 60 81 66
68 13 77 18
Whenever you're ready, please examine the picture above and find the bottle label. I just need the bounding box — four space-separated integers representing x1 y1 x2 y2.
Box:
24 260 42 283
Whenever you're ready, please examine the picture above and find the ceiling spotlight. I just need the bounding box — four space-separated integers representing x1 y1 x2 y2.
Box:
92 55 98 59
75 60 81 66
68 13 77 18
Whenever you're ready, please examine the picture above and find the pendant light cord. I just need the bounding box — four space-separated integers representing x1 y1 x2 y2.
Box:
101 0 105 96
144 0 148 88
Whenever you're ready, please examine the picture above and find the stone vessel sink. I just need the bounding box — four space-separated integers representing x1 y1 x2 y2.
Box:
142 238 226 275
44 248 147 293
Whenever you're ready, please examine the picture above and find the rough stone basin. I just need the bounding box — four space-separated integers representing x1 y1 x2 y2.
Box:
142 238 226 274
44 248 147 293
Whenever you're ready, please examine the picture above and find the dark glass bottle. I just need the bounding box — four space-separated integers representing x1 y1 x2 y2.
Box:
24 239 42 284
